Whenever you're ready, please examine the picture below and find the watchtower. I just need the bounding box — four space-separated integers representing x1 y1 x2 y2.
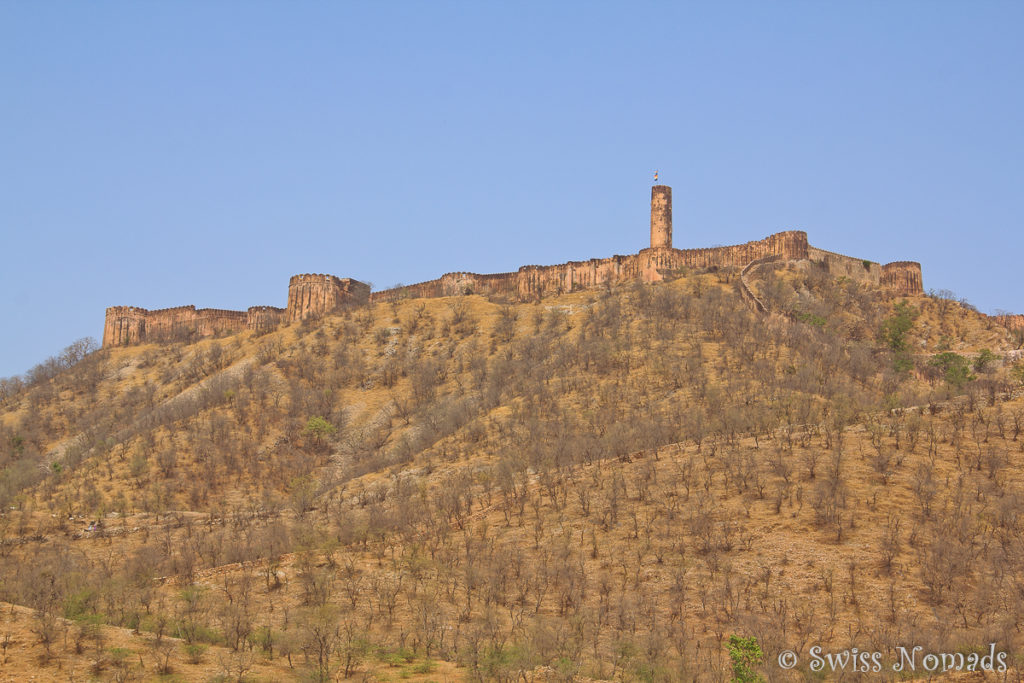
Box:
650 185 672 249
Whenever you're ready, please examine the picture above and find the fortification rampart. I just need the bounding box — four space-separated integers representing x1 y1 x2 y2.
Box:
370 231 809 304
148 306 248 342
880 261 924 296
672 229 810 268
287 274 370 322
995 314 1024 331
103 303 294 346
247 306 286 331
807 246 881 284
102 184 926 347
103 306 149 347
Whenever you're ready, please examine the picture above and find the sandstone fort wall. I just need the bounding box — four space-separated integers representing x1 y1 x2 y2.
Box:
995 314 1024 331
880 261 924 296
287 274 370 322
369 230 810 304
246 306 286 332
102 185 935 347
807 246 881 284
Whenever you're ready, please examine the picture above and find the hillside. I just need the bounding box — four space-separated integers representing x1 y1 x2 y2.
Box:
1 262 1023 681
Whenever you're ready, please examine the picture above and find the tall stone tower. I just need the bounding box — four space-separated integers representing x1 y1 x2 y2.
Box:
650 185 672 249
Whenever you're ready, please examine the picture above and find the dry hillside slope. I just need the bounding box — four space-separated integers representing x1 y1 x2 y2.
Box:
2 263 1023 681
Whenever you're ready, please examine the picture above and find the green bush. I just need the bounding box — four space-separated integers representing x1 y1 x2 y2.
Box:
930 352 975 388
411 660 436 674
727 635 764 683
973 348 998 373
880 301 918 353
1012 362 1024 386
795 311 827 328
182 642 207 664
303 416 337 445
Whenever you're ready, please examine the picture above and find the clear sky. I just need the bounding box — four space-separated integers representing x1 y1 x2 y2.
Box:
2 2 1022 378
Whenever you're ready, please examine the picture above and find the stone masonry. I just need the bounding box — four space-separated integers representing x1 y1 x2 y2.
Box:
102 184 933 347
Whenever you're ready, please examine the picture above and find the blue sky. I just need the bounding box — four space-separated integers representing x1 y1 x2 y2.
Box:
2 2 1022 377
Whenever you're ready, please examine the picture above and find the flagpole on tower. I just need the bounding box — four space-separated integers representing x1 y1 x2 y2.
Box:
654 170 659 183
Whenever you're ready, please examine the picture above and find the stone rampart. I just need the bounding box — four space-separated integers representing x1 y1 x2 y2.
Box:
674 229 810 269
880 261 924 296
103 306 148 347
370 231 810 304
287 274 370 322
807 246 881 284
246 306 286 331
994 314 1024 331
101 185 926 346
102 274 370 348
146 306 248 342
102 305 252 346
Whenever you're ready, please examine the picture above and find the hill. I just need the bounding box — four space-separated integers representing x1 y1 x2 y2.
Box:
1 261 1023 681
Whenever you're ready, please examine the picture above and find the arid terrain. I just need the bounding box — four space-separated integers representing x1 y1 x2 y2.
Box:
2 261 1024 681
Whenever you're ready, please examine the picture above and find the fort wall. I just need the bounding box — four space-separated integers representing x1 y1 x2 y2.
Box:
880 261 924 296
807 246 881 284
995 314 1024 331
101 184 929 347
103 304 292 346
370 231 810 304
247 306 286 331
102 306 148 347
147 306 248 342
287 274 370 322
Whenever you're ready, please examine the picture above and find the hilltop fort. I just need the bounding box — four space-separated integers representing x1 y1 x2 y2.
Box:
103 186 925 347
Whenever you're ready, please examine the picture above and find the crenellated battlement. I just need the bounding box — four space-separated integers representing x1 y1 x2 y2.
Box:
144 305 200 315
102 185 929 347
106 305 149 315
